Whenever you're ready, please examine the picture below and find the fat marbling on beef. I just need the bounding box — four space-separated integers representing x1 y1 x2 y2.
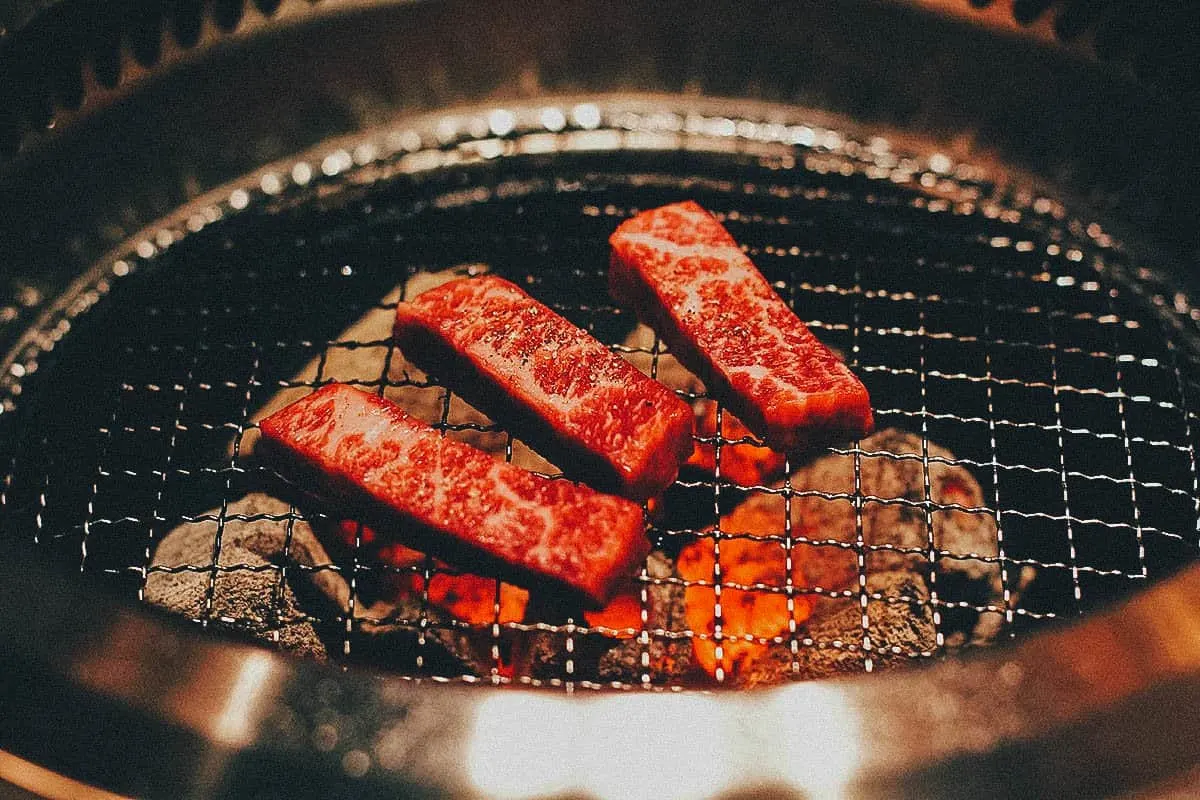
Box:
394 275 693 501
259 383 649 607
609 201 873 452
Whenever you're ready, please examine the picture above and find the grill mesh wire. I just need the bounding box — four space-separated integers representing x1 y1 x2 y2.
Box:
2 102 1199 689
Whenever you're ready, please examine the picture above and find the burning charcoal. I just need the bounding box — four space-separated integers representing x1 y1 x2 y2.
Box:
597 552 692 684
668 426 1027 685
347 596 511 679
521 551 692 684
146 492 495 675
332 524 530 678
518 596 624 684
773 428 1030 646
677 532 821 682
789 429 997 575
738 569 937 687
157 287 1016 687
686 399 789 488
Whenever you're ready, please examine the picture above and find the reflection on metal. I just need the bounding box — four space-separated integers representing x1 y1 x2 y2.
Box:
213 652 280 747
461 566 1200 798
0 0 1199 796
0 749 132 800
2 536 1200 797
467 693 797 799
69 610 284 751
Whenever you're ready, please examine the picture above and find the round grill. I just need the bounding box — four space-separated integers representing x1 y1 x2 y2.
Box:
3 99 1198 690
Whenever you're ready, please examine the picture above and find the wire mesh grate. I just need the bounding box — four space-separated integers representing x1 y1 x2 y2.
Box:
2 101 1199 689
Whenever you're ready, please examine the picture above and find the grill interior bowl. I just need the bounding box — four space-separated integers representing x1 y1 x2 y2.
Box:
3 1 1200 796
3 98 1198 691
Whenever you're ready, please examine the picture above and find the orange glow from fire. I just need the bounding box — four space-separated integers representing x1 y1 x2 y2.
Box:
428 572 529 625
687 401 787 486
335 520 529 625
584 591 643 634
678 535 815 680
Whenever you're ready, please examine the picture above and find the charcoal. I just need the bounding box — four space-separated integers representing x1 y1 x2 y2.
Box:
789 428 999 576
345 597 508 678
521 551 692 684
738 569 937 687
146 492 347 661
597 562 693 685
151 296 1019 687
146 492 490 674
724 428 1032 647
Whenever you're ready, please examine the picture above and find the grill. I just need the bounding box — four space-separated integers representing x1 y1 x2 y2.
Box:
4 1 1200 797
3 98 1198 692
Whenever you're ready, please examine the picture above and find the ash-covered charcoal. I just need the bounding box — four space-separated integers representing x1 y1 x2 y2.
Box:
518 612 634 684
520 551 692 684
150 288 1014 684
513 425 1016 686
789 429 994 574
146 493 496 675
783 428 1033 646
598 553 692 684
344 595 511 679
738 570 937 687
146 492 348 660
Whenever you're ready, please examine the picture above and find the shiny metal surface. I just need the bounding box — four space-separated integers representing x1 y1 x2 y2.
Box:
1 1 1200 797
4 92 1196 688
4 0 1189 163
2 538 1199 798
3 0 1197 421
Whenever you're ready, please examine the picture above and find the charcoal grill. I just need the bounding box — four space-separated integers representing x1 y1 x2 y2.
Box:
2 1 1200 798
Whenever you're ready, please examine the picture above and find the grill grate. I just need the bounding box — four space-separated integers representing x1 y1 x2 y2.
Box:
2 100 1199 690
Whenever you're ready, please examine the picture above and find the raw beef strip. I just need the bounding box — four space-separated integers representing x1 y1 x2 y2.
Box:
609 201 872 451
259 384 649 607
395 275 693 500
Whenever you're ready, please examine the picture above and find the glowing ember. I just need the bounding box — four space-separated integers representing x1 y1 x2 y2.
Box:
334 520 529 624
584 589 643 635
686 400 788 486
678 534 816 680
429 572 529 625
